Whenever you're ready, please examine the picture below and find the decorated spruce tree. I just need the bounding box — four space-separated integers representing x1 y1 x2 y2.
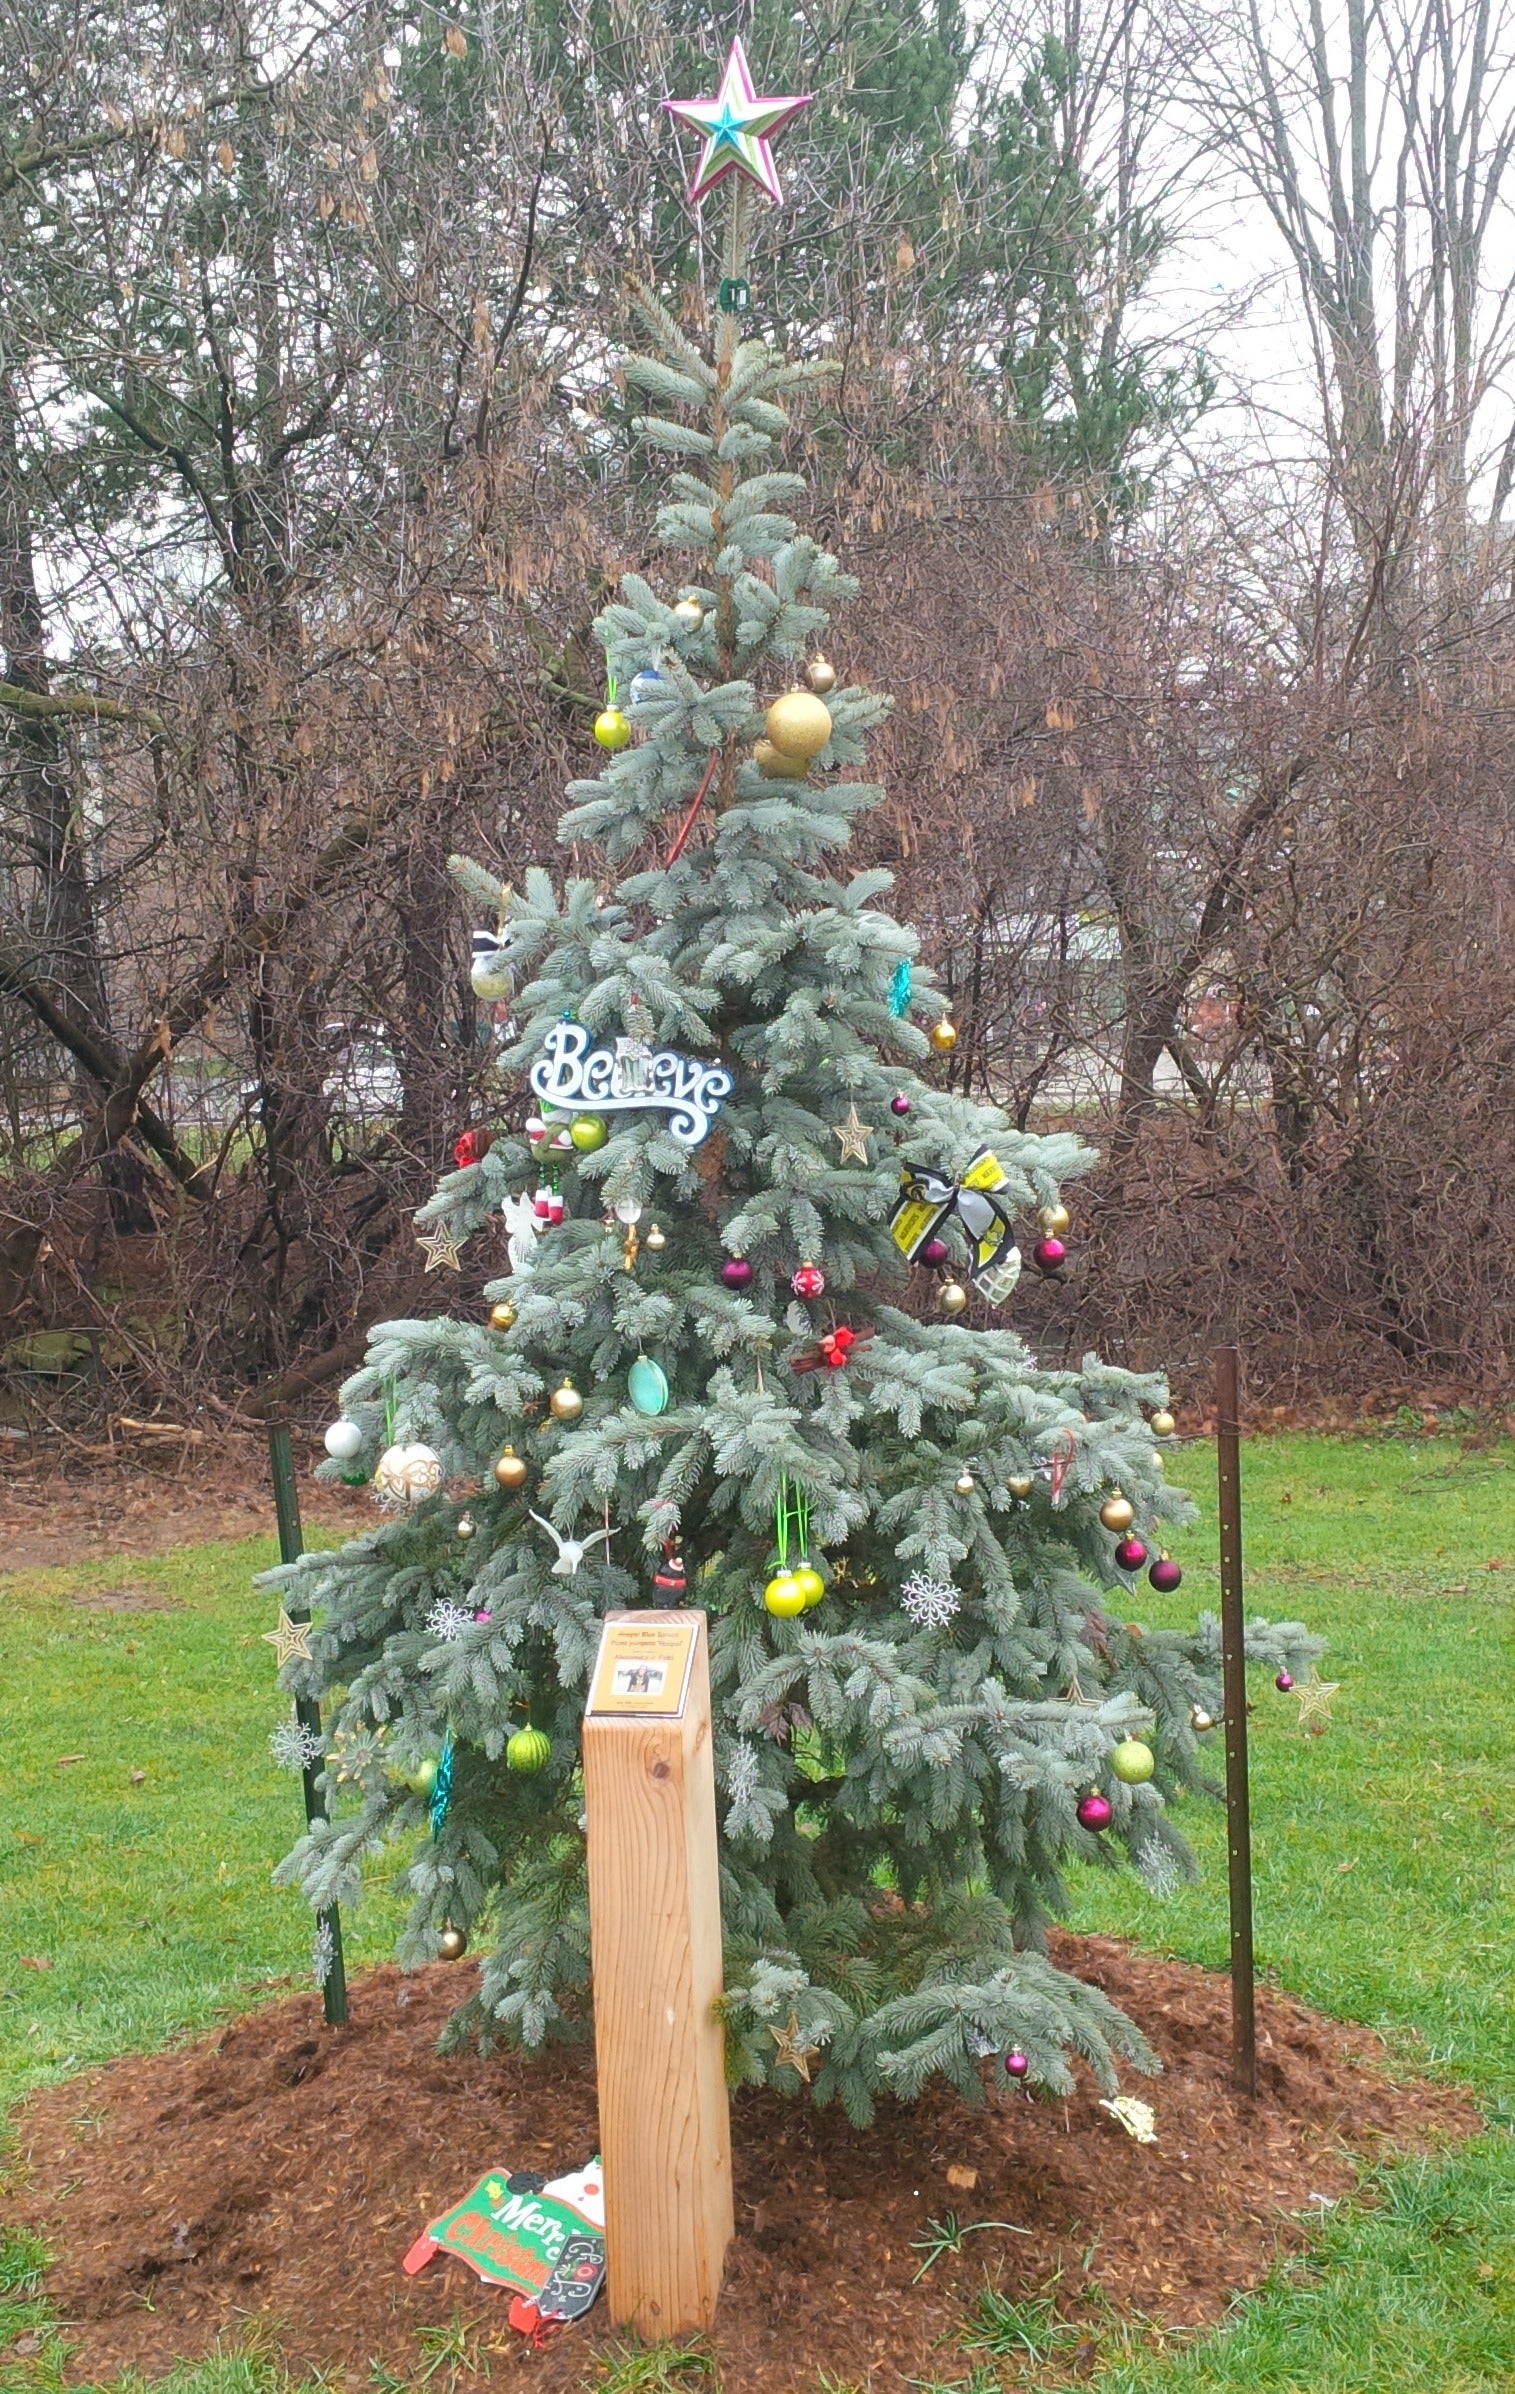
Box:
269 43 1317 2124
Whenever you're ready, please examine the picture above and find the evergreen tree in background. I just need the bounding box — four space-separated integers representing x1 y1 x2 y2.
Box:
270 57 1315 2121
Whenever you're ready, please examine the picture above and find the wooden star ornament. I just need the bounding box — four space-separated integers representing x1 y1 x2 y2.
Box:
1294 1669 1341 1734
416 1220 463 1273
264 1608 314 1668
831 1103 873 1163
769 2010 822 2082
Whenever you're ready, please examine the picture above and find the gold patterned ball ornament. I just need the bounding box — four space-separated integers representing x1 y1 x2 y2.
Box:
1038 1201 1071 1236
1150 1408 1177 1439
489 1298 517 1331
1099 1491 1136 1533
804 654 838 695
939 1280 968 1314
928 1015 958 1054
1007 1472 1036 1501
493 1444 529 1490
754 737 811 780
549 1377 584 1423
438 1924 468 1962
764 690 833 760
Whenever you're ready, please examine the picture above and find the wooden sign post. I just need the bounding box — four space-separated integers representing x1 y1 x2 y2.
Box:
581 1610 733 2337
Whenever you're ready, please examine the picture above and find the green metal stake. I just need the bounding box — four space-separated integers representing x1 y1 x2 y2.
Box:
268 1422 348 2026
1213 1345 1256 2097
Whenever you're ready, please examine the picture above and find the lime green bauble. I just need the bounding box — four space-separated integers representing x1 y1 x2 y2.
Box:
569 1114 608 1152
763 1571 806 1618
594 707 631 750
507 1725 551 1773
1110 1737 1156 1785
409 1756 439 1797
792 1564 826 1608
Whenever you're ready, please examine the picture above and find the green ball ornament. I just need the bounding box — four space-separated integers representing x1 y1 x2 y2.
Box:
569 1113 609 1153
764 1571 806 1618
594 707 631 750
1110 1737 1156 1785
409 1756 439 1797
792 1564 826 1608
507 1724 551 1773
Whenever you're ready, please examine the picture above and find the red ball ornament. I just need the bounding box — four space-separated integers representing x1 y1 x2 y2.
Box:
721 1257 754 1290
1149 1556 1183 1592
791 1261 826 1298
1032 1236 1067 1274
1004 2048 1030 2080
1114 1535 1148 1571
1276 1669 1294 1692
890 1094 911 1116
1077 1790 1113 1831
920 1236 950 1266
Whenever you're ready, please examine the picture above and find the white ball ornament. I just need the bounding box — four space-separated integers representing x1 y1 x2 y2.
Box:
323 1419 363 1462
372 1441 445 1506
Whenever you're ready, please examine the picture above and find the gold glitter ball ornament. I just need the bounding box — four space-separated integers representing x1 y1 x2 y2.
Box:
928 1015 958 1053
1007 1472 1036 1500
489 1298 517 1331
954 1469 976 1494
549 1377 584 1423
754 736 811 780
672 596 704 631
645 1222 667 1251
765 689 833 759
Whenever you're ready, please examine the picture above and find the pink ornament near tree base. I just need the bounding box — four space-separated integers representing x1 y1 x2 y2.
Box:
1076 1790 1113 1831
1004 2049 1030 2079
1276 1669 1294 1692
1032 1236 1066 1274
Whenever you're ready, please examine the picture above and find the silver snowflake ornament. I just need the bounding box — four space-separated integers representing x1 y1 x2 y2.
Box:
312 1917 336 1989
725 1741 760 1807
269 1716 325 1774
425 1598 473 1642
900 1573 961 1629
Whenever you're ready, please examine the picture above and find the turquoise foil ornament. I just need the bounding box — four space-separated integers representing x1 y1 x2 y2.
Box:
889 959 912 1018
628 1355 671 1416
430 1732 454 1836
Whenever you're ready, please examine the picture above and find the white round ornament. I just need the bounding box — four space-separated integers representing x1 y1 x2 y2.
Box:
324 1419 363 1462
372 1441 445 1506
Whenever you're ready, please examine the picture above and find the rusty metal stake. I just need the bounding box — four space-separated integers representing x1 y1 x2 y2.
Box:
1213 1345 1256 2097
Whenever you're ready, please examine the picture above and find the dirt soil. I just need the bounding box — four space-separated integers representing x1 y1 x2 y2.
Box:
0 1430 371 1572
10 1940 1476 2390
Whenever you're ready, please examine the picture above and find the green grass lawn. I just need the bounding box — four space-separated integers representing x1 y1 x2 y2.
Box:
2 1433 1513 2392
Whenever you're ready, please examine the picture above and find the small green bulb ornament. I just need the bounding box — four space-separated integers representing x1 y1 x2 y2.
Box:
507 1724 551 1773
569 1113 609 1152
1110 1737 1156 1784
594 707 631 750
763 1571 806 1618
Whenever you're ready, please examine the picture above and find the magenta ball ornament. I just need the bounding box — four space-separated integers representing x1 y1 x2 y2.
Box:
1149 1556 1183 1593
1114 1535 1148 1571
891 1093 911 1117
721 1257 754 1290
1276 1669 1294 1692
921 1236 950 1266
1076 1790 1113 1831
1004 2049 1030 2080
1032 1236 1067 1274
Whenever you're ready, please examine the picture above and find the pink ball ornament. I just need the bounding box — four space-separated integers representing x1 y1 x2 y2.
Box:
920 1236 950 1266
1114 1535 1148 1571
721 1258 754 1291
1032 1236 1067 1274
1149 1556 1183 1592
1004 2049 1030 2080
791 1261 826 1299
1076 1790 1113 1831
890 1094 911 1116
1276 1669 1294 1692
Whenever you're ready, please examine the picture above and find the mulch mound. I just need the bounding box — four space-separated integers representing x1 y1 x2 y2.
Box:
9 1938 1475 2390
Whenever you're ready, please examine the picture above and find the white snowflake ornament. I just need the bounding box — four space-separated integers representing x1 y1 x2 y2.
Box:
900 1573 961 1629
425 1598 473 1642
269 1717 325 1773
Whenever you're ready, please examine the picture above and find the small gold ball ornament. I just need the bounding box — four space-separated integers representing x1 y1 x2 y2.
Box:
928 1016 958 1054
754 737 811 780
1190 1706 1216 1734
1150 1450 1165 1473
645 1222 667 1251
438 1924 468 1962
489 1298 517 1331
1038 1201 1071 1236
1150 1409 1177 1438
672 596 704 632
805 654 838 695
493 1445 529 1490
1007 1472 1035 1501
954 1469 976 1494
456 1512 474 1539
1099 1491 1136 1533
939 1280 968 1314
549 1377 584 1423
765 689 833 760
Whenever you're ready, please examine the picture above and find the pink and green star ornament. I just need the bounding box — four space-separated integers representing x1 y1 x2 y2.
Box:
664 37 812 206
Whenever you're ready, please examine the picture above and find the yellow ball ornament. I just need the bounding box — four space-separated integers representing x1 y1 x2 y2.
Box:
569 1114 608 1152
549 1377 584 1423
594 707 631 750
764 1571 806 1618
1110 1737 1155 1784
765 690 833 760
928 1015 958 1054
792 1564 826 1608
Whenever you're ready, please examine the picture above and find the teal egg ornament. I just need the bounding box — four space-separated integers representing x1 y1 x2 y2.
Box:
628 1355 671 1417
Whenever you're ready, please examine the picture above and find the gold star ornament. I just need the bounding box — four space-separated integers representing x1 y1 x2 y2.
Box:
769 2010 823 2082
831 1104 873 1164
264 1608 314 1668
416 1220 463 1273
1294 1669 1341 1734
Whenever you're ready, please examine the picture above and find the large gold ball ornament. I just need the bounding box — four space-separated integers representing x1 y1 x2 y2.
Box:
549 1377 584 1423
939 1280 969 1314
928 1016 958 1054
1099 1491 1136 1533
493 1444 529 1490
765 690 833 760
1007 1472 1036 1501
805 654 838 696
1038 1202 1071 1236
593 707 631 751
489 1298 517 1331
754 737 811 780
1150 1409 1177 1439
438 1924 468 1962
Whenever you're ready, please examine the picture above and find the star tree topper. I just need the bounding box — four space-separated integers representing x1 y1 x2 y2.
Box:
664 37 812 206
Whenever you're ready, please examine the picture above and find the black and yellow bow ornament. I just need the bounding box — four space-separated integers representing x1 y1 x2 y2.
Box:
889 1149 1024 1303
